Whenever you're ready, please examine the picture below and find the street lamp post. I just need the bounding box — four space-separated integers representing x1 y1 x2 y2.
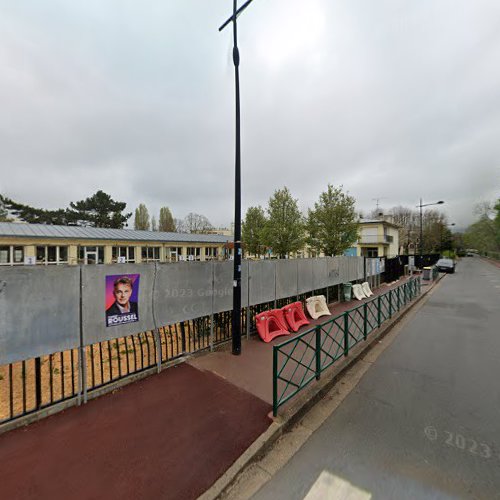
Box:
219 0 256 355
417 199 444 259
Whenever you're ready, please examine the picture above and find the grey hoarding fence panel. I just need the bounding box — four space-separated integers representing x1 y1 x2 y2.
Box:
366 258 373 276
212 261 233 314
297 259 314 294
327 257 342 286
249 260 276 306
82 264 156 346
0 266 80 365
212 260 249 314
347 257 357 282
154 261 213 325
357 257 365 280
367 258 379 276
275 259 298 300
241 260 249 307
338 257 350 283
312 258 329 290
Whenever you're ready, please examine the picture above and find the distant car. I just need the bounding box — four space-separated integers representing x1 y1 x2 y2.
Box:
435 258 455 273
466 252 475 257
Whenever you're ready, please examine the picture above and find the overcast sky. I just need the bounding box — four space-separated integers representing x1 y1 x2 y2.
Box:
1 0 499 230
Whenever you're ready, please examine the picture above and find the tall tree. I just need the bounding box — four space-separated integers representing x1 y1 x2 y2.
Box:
151 216 157 231
421 209 448 253
134 204 150 230
242 206 267 256
159 207 176 232
464 200 500 254
183 213 213 234
174 218 185 233
307 185 358 256
263 187 305 258
495 199 500 249
68 190 131 228
0 196 11 222
389 206 419 253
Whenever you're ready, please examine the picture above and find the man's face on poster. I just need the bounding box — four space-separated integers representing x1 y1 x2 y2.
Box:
114 283 132 307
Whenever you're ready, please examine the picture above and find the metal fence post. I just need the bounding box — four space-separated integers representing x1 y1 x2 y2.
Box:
315 325 321 380
363 303 368 340
377 295 381 328
180 322 187 354
35 357 42 410
246 265 251 339
272 346 278 417
78 265 87 405
344 312 349 356
389 290 393 318
154 329 162 373
210 262 215 351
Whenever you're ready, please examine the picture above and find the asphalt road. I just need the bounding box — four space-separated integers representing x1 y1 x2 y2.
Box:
252 258 500 500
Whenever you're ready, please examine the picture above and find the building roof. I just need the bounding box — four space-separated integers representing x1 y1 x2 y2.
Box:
0 222 231 244
359 219 399 228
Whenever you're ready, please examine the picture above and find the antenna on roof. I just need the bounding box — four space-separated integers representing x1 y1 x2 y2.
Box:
372 197 386 210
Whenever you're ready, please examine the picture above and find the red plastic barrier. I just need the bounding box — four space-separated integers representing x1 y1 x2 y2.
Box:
255 310 290 343
281 301 310 332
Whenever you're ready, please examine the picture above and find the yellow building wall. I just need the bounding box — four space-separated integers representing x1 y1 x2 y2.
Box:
0 236 225 265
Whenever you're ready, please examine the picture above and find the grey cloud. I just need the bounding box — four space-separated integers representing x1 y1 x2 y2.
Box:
1 0 499 229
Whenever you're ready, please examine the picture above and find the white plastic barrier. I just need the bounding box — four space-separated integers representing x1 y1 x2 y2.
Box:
306 295 331 320
361 281 373 297
352 284 367 301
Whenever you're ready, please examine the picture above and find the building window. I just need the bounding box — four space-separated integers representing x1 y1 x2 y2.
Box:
0 246 24 266
112 246 136 263
167 247 183 262
205 247 218 260
141 246 160 262
36 246 68 265
365 248 378 258
187 247 201 261
78 246 105 264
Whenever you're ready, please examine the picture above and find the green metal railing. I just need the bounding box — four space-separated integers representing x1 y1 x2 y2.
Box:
272 277 421 416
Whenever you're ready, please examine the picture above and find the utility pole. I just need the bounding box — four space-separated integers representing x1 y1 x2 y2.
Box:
219 0 256 355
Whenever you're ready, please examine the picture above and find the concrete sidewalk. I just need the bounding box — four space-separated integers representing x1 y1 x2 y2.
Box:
0 276 425 500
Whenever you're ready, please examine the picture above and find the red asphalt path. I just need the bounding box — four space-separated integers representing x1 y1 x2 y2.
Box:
0 364 271 500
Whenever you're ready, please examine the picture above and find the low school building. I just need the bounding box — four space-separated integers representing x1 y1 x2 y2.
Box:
0 222 232 266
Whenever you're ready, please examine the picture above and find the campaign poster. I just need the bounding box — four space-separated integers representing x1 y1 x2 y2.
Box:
105 274 140 327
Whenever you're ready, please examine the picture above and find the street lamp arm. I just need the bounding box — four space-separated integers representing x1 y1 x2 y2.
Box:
416 201 445 208
219 0 256 31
